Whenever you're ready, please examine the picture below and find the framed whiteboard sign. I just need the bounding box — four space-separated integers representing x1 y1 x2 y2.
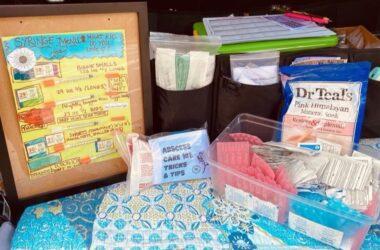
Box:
0 2 152 207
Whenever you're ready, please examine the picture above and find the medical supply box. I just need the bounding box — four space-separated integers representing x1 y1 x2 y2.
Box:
205 113 380 250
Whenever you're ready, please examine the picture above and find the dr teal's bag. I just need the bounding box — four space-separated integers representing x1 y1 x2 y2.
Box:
279 62 371 154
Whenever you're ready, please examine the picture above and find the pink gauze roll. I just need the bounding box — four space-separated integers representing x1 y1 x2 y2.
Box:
251 152 275 179
229 133 263 145
216 141 250 168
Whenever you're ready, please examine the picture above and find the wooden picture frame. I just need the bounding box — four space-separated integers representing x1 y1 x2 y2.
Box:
0 2 152 213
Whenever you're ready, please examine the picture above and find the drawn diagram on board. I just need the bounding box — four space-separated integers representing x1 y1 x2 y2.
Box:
1 30 132 178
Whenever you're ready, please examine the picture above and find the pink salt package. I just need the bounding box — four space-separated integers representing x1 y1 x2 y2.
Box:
279 62 371 155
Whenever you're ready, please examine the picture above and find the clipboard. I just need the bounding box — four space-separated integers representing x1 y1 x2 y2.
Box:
193 22 338 54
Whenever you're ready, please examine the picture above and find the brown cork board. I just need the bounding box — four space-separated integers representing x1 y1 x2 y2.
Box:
0 3 152 200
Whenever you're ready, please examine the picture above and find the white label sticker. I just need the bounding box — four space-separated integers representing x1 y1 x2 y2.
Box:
247 193 279 222
316 138 342 155
225 184 279 222
45 132 65 146
96 139 114 152
34 64 55 78
104 102 129 109
225 184 249 208
288 212 343 249
26 142 47 158
17 86 39 102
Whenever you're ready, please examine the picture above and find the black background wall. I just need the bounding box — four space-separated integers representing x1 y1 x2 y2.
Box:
3 0 380 35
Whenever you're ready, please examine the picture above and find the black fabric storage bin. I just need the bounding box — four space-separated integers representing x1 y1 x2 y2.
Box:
151 59 213 133
154 85 213 132
351 49 380 67
350 49 380 138
152 48 380 139
362 79 380 138
210 55 283 139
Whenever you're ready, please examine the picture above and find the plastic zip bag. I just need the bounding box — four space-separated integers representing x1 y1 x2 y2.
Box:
230 51 280 85
114 129 210 195
150 32 221 58
150 32 221 91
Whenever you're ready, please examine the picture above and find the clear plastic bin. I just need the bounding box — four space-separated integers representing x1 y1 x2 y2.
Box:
205 113 380 250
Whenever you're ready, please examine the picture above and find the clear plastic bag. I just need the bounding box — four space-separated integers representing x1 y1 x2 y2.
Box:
114 129 210 195
150 32 221 58
150 32 221 91
230 51 280 86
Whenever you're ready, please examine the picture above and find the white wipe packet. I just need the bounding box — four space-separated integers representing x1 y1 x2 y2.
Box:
114 132 153 196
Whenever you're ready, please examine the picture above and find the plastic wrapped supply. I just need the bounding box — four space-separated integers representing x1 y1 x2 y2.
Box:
114 129 210 195
150 32 221 91
291 56 347 66
279 62 371 155
230 51 280 86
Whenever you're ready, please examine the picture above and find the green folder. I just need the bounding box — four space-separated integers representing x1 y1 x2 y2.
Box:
193 22 338 54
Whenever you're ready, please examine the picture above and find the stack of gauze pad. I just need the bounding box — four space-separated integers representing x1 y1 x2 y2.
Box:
216 133 296 223
217 133 296 194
